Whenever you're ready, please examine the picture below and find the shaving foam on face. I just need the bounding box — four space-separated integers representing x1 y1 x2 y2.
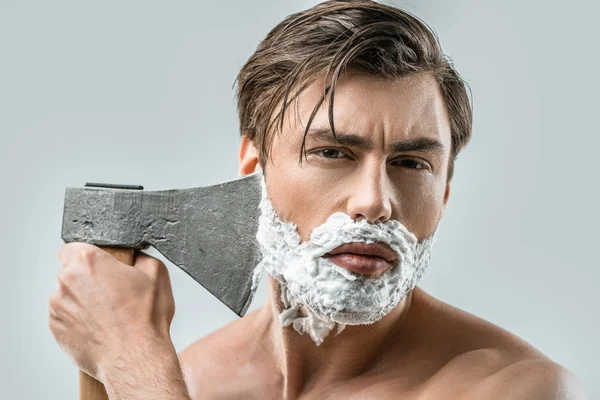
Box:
253 177 437 346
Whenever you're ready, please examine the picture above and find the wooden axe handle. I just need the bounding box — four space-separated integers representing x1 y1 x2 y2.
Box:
79 247 135 400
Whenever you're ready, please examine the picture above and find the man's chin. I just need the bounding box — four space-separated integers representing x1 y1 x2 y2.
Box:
330 308 396 325
297 302 397 326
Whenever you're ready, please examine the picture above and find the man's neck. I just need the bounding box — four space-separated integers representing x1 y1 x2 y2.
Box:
258 276 417 398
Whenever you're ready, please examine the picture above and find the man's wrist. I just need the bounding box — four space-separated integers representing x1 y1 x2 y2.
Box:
99 334 191 400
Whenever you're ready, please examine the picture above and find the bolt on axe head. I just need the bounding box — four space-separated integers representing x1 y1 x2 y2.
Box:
61 172 264 317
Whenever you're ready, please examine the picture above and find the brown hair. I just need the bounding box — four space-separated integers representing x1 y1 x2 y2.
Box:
235 0 472 181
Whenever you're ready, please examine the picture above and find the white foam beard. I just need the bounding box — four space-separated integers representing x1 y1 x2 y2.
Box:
251 176 438 346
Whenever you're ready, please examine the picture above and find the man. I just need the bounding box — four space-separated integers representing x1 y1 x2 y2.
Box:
49 1 587 399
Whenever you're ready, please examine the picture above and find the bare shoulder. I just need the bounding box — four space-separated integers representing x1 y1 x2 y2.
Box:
177 308 273 399
413 288 549 365
176 318 239 398
471 359 588 400
413 289 587 399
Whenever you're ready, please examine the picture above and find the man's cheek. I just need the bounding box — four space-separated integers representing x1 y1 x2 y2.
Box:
400 199 442 239
285 199 322 242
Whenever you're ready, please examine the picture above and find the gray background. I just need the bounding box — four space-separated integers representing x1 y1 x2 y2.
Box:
1 0 598 398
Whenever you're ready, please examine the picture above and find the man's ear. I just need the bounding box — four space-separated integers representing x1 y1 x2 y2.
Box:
238 135 261 176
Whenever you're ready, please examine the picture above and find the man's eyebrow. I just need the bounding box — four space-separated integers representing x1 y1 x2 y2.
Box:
391 137 446 154
305 127 446 154
305 127 374 150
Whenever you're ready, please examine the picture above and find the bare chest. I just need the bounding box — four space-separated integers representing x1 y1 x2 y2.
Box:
194 367 484 400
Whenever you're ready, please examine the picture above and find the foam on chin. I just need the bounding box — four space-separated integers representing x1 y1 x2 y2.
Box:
251 177 437 346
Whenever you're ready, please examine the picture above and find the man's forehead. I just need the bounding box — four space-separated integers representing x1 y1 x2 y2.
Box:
283 72 451 147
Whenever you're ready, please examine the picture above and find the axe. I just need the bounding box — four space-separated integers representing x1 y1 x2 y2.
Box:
60 172 264 399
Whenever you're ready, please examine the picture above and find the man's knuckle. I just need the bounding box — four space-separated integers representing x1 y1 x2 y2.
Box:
150 257 165 269
79 247 97 264
48 318 59 336
56 267 76 286
148 258 167 277
49 291 62 310
56 270 68 288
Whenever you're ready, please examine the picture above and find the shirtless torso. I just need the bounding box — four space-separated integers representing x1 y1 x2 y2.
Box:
178 287 582 399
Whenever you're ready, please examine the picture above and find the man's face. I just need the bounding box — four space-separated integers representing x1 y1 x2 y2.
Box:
261 72 452 244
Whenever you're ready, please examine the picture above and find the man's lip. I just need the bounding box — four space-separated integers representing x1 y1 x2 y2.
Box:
324 254 394 276
324 242 398 262
323 242 398 276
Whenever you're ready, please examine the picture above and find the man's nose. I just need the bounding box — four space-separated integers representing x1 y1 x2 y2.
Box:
346 163 393 223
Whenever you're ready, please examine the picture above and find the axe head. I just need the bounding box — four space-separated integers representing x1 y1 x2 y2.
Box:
61 172 264 317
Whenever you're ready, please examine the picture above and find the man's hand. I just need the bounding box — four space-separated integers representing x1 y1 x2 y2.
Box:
49 242 183 393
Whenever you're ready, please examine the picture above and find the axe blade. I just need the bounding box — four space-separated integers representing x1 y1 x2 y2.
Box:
61 172 264 317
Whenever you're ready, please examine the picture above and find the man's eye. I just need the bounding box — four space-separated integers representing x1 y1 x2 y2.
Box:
394 159 427 169
318 149 346 158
